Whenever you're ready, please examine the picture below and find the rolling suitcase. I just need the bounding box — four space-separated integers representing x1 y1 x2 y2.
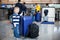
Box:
22 16 32 36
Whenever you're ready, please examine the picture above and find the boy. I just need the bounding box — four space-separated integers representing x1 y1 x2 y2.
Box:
10 7 21 38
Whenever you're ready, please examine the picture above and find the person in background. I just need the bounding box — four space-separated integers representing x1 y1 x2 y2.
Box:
31 4 35 15
46 3 49 7
43 9 48 22
43 4 49 22
31 4 36 21
22 2 27 13
35 3 41 21
35 3 41 13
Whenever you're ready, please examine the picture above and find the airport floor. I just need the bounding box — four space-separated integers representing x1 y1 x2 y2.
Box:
0 20 60 40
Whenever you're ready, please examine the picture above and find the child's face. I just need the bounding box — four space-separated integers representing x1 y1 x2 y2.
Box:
14 7 20 14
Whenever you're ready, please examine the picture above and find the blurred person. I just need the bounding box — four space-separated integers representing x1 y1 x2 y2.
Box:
35 3 41 22
22 2 27 13
46 3 49 7
43 9 48 22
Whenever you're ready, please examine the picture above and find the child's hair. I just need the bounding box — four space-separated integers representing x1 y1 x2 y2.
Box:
14 6 19 10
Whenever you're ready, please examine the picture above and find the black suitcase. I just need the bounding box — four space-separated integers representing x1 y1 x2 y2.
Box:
28 23 39 38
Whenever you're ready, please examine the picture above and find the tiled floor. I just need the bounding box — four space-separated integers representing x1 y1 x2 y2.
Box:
0 20 60 40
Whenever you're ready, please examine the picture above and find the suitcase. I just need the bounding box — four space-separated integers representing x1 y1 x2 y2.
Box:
35 12 41 22
21 16 32 36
